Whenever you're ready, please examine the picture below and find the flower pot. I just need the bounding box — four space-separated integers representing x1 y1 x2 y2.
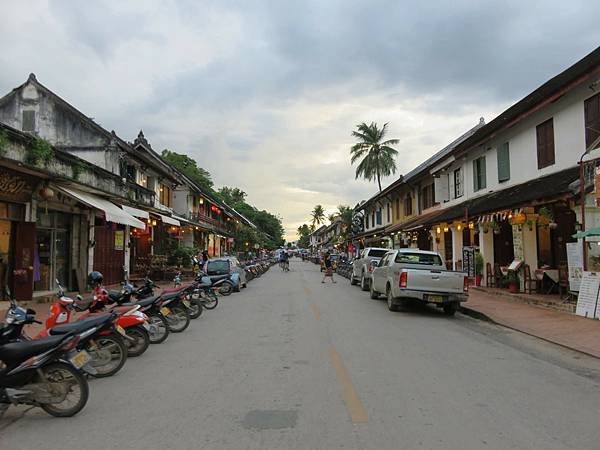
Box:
475 275 482 286
508 282 519 294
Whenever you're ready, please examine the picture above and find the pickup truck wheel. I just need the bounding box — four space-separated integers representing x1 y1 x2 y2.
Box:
443 303 458 316
360 274 369 291
387 287 399 312
369 283 379 299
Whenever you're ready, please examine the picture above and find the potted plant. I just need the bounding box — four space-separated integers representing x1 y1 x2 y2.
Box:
525 219 534 231
475 252 484 286
491 222 501 235
506 270 520 293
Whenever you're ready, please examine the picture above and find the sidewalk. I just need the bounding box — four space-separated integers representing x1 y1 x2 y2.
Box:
463 287 600 358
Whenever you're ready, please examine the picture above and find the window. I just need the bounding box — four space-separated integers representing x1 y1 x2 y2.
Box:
421 184 435 209
497 142 510 182
386 203 390 223
364 216 369 230
584 93 600 150
376 209 382 225
22 110 35 132
473 156 487 191
125 164 136 182
395 198 400 219
159 183 172 207
395 252 443 266
536 118 555 169
367 249 388 258
146 176 156 191
404 194 413 216
453 168 463 198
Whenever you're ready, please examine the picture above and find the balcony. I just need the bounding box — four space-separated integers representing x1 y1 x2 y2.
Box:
188 212 231 234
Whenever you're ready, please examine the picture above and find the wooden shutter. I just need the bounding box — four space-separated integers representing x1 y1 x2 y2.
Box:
22 110 35 132
434 174 449 203
473 159 478 191
480 157 486 189
585 93 600 150
536 119 555 169
497 142 510 182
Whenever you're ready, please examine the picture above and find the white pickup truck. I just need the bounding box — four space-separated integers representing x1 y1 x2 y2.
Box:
350 247 389 291
370 249 468 316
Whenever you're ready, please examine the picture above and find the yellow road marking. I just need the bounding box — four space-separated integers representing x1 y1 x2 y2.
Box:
310 303 321 320
329 347 368 423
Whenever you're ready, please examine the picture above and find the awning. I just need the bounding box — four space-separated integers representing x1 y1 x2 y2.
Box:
57 186 146 229
158 214 180 226
121 205 149 219
172 214 193 225
573 227 600 239
386 209 446 233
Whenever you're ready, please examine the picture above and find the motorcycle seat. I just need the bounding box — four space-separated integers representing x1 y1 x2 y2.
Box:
107 290 122 301
0 335 67 363
49 314 113 336
161 291 182 301
209 274 230 282
118 295 157 307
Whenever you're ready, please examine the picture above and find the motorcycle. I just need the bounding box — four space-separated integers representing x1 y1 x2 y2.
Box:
0 299 90 417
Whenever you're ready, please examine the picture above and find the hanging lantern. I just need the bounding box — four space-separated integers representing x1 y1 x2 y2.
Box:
39 186 55 200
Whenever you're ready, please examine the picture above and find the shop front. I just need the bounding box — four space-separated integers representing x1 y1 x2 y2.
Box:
0 167 36 300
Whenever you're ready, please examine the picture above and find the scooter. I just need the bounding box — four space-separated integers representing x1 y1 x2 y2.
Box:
0 296 90 417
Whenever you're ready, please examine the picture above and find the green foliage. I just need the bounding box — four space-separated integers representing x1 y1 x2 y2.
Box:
26 138 54 166
0 130 8 156
475 252 484 275
311 205 325 228
167 245 198 267
297 224 311 248
217 186 285 250
71 161 85 180
350 122 399 191
161 149 214 193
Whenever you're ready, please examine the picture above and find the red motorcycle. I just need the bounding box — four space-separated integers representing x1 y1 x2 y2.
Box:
46 279 150 358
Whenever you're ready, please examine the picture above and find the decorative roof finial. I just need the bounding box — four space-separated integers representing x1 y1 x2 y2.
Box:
28 73 37 82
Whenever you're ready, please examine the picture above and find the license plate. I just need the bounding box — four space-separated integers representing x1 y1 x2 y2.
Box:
183 300 191 308
116 325 126 336
69 350 92 369
160 306 171 316
428 295 444 303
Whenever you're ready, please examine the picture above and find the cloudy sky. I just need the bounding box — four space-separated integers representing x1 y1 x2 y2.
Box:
1 1 599 239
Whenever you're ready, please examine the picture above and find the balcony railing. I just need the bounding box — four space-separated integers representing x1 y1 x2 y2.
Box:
188 212 231 233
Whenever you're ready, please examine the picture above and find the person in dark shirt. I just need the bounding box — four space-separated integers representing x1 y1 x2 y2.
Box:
321 252 336 284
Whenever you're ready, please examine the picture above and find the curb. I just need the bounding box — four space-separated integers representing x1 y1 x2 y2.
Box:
459 305 600 360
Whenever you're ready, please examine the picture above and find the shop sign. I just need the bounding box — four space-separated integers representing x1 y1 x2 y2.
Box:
0 169 33 202
114 230 124 251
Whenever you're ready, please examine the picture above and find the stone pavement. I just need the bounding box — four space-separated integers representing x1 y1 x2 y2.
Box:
463 287 600 358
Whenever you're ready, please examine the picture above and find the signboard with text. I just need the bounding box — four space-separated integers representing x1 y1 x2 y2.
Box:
576 271 600 319
566 242 583 292
114 230 124 251
462 246 475 277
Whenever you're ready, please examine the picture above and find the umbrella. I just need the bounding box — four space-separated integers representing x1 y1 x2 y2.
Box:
572 226 600 239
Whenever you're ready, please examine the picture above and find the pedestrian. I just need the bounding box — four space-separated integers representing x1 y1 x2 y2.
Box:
201 250 209 272
321 252 336 284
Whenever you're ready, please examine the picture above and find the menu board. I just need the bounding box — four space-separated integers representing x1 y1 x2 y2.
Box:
566 242 583 292
462 247 475 277
575 271 600 318
512 225 524 261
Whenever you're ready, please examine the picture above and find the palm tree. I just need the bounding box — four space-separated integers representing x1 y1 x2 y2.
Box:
311 204 325 228
328 213 338 224
350 122 399 192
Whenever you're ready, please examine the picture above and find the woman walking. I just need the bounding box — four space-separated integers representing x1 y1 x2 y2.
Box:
321 252 336 284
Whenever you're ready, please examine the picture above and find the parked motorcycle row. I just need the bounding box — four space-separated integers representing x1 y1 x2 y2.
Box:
335 260 354 279
0 258 274 419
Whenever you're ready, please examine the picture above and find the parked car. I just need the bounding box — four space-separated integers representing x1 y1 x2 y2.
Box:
350 247 389 290
206 257 247 291
369 249 468 316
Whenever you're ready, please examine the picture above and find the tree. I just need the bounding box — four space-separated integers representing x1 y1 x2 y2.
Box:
337 205 353 232
161 149 214 193
218 187 247 207
350 122 399 192
297 224 311 248
311 205 325 228
328 213 338 224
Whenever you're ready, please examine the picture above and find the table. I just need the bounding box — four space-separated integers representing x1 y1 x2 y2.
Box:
536 268 559 294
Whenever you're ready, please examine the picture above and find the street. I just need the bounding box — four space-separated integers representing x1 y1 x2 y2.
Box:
2 260 600 450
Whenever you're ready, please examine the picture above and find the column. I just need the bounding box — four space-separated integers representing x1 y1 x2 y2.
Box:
479 225 494 286
87 211 95 273
451 226 463 271
124 225 131 276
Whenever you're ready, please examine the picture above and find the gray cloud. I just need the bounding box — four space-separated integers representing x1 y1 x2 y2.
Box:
0 1 598 239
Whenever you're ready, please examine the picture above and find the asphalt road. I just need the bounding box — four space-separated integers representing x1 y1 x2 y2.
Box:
2 259 600 449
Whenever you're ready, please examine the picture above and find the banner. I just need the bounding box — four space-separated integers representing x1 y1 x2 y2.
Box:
566 242 583 292
114 230 124 251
